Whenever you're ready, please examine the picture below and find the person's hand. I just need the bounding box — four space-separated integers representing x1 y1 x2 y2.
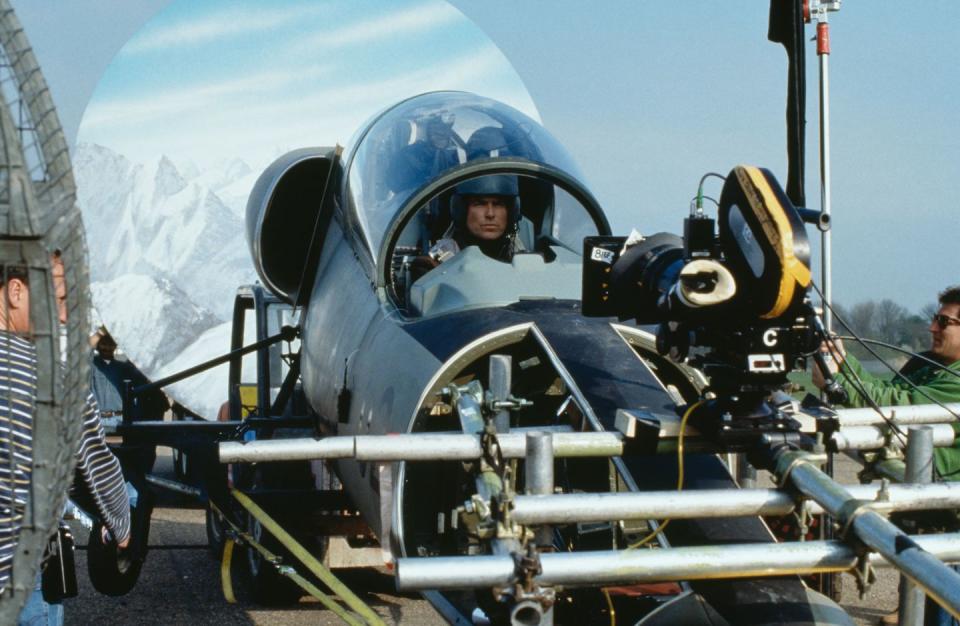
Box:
102 525 130 549
409 255 440 282
822 336 846 365
811 359 827 389
411 255 439 272
811 337 845 389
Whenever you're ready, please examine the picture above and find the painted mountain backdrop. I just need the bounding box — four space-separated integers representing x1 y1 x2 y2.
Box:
76 142 265 419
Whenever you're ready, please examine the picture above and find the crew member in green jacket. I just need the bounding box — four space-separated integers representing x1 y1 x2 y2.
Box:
815 286 960 625
813 285 960 478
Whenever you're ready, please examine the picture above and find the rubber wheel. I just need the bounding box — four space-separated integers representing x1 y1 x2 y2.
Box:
87 521 145 596
244 514 303 606
87 485 154 596
205 503 226 558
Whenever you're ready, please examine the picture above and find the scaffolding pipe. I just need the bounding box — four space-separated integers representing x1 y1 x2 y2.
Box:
220 425 956 464
145 474 202 498
220 431 630 463
509 482 960 525
817 15 834 332
776 449 960 619
525 431 555 548
834 403 960 427
900 427 934 626
830 423 955 451
395 533 960 591
489 355 512 434
514 489 793 524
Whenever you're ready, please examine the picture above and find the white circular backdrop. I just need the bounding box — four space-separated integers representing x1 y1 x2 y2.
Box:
76 0 538 419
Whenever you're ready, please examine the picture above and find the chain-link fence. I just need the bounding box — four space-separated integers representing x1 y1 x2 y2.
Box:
0 1 90 621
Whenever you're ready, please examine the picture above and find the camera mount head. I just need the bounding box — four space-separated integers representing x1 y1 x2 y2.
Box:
583 165 821 448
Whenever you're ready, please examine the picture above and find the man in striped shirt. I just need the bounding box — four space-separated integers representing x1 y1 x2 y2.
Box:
0 257 131 625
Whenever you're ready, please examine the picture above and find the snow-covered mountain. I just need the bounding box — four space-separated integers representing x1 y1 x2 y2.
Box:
76 143 263 417
186 156 258 218
156 320 259 421
76 143 258 319
90 274 221 373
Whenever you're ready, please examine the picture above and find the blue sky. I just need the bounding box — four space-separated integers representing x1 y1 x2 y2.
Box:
11 1 959 312
70 0 538 170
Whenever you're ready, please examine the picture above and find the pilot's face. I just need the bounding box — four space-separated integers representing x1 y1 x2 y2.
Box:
465 195 509 241
930 302 960 364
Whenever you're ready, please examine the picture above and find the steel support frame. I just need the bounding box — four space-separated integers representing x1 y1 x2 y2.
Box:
774 448 960 619
395 534 960 591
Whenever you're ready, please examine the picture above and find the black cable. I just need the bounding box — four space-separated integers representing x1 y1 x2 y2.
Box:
823 341 909 448
813 284 956 479
698 172 727 189
817 288 960 423
695 173 727 213
837 336 960 383
810 284 910 446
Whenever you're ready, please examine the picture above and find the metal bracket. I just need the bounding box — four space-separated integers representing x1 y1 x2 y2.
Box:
443 379 484 406
485 392 533 414
512 543 543 594
793 502 812 539
853 550 876 600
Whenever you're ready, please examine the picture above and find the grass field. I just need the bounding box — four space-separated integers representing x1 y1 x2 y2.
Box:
787 363 896 403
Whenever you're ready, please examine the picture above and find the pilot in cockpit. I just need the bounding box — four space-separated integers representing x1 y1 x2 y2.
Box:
410 174 523 279
390 114 460 195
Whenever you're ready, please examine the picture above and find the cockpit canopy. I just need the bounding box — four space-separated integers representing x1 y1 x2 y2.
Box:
342 91 606 260
246 92 610 314
337 92 611 317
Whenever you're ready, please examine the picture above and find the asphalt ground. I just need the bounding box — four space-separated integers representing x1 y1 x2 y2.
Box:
59 449 904 625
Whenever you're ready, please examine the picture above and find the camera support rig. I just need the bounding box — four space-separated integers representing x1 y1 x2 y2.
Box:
214 162 960 623
583 165 828 451
576 164 960 619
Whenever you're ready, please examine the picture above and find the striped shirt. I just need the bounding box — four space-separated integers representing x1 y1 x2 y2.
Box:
74 393 131 544
0 331 131 593
0 332 37 595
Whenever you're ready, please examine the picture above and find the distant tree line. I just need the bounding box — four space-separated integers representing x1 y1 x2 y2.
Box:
829 298 937 364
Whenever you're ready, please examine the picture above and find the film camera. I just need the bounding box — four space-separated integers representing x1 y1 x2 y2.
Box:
582 166 826 447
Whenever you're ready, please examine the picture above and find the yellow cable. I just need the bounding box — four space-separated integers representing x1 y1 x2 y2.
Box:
607 401 703 626
626 400 703 549
602 587 616 626
232 488 386 626
220 537 236 604
214 494 372 625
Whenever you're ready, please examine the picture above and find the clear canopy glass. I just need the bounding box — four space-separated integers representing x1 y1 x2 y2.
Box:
342 92 592 259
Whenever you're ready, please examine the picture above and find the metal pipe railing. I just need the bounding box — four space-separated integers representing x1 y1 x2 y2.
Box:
222 428 953 461
219 401 960 464
899 427 935 625
395 533 960 591
219 431 630 463
525 431 555 548
776 449 960 619
830 423 955 451
834 403 960 427
513 489 793 524
144 474 202 498
509 482 960 525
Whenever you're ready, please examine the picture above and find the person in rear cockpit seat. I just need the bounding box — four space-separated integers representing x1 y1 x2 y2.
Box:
410 175 523 279
389 114 460 194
